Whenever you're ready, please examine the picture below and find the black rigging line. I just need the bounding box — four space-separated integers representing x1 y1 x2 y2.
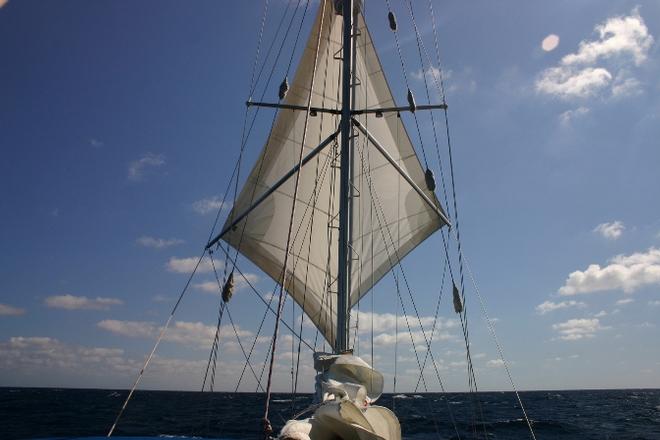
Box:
383 0 430 170
357 142 461 440
292 8 335 414
405 1 485 436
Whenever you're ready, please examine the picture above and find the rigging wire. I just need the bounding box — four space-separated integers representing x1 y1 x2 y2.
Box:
412 255 448 393
402 2 487 437
106 250 207 437
214 245 314 352
201 300 226 392
462 247 538 440
229 0 307 264
382 0 430 170
262 1 326 434
207 253 266 392
356 139 461 440
230 119 337 393
292 6 336 413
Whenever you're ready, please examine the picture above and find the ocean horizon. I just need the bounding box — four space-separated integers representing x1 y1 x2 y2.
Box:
2 387 659 439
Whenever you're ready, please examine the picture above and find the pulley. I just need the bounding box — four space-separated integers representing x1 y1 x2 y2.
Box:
388 11 397 31
425 168 436 192
279 77 289 100
452 282 463 314
222 271 235 303
407 88 416 113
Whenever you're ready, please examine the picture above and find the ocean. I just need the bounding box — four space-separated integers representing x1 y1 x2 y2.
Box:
1 388 659 439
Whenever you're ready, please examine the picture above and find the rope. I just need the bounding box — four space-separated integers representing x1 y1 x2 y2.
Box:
263 1 326 434
292 6 336 412
214 245 313 351
413 256 448 393
357 139 461 440
106 250 207 437
208 253 266 392
234 289 276 392
382 0 430 170
201 300 225 392
412 1 487 435
462 246 538 440
229 0 307 264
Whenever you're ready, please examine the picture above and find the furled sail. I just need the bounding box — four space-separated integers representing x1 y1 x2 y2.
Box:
220 1 448 347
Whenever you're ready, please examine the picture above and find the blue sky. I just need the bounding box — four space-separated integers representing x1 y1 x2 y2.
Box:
1 0 659 393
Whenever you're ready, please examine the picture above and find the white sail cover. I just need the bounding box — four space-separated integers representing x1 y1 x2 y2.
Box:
221 1 448 347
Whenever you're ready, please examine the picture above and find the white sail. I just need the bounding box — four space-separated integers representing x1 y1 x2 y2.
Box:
221 1 448 347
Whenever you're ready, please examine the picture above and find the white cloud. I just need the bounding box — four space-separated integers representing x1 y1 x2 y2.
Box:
151 294 172 303
128 153 165 181
486 359 505 368
535 300 586 315
352 311 457 347
166 256 216 274
535 9 653 99
192 196 228 215
594 310 608 318
0 337 128 372
536 66 612 98
411 66 441 82
559 106 590 126
372 329 454 347
97 319 255 350
615 298 634 305
193 273 259 294
0 303 25 316
411 66 476 95
0 336 229 389
552 318 608 340
97 319 155 338
542 34 560 52
611 73 643 98
354 311 457 334
89 138 104 148
648 300 660 307
561 9 653 66
559 248 660 296
136 236 184 249
593 221 625 240
44 294 123 311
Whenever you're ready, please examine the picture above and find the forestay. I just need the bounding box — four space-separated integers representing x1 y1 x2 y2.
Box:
220 1 448 347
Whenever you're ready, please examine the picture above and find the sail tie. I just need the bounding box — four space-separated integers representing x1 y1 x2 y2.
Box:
387 11 397 31
279 77 290 100
452 282 463 314
222 271 235 303
425 168 436 191
406 88 416 113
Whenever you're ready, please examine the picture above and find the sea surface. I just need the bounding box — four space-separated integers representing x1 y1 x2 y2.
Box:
1 388 659 440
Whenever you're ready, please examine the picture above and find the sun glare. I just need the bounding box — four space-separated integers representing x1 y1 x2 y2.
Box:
542 34 560 51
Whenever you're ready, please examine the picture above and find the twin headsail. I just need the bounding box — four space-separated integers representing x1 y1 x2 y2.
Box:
217 3 449 348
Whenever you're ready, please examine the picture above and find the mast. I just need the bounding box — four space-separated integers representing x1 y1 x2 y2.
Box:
335 0 353 353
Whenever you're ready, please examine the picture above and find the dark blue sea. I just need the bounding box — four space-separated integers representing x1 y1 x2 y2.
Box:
1 388 659 440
